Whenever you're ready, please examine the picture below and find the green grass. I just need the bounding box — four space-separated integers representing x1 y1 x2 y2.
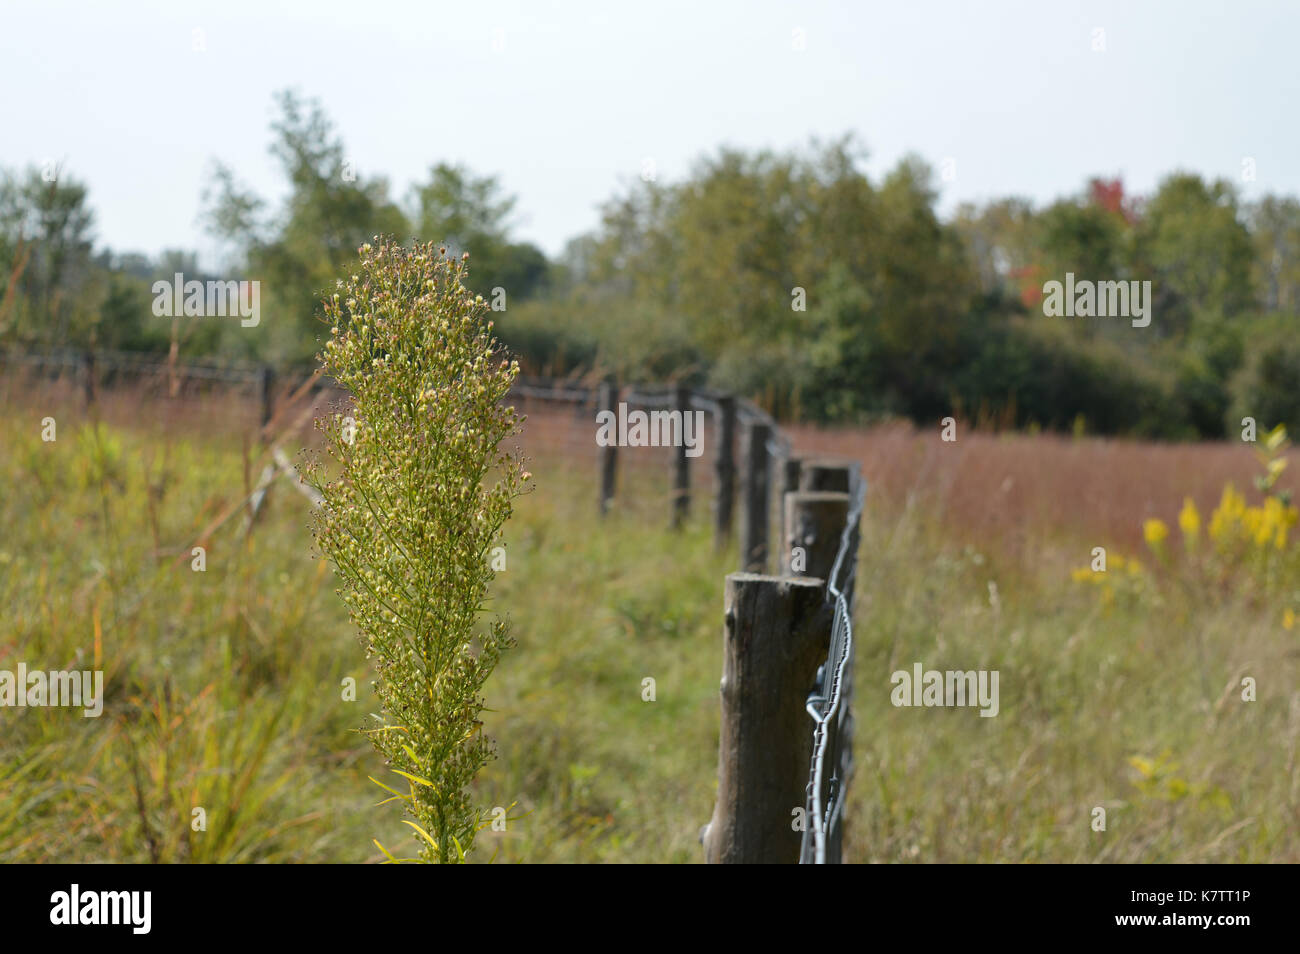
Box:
1 405 1296 862
0 408 733 862
845 500 1299 862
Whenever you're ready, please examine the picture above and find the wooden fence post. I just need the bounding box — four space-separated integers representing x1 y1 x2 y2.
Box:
702 573 830 864
598 376 618 517
739 421 770 572
780 456 802 557
798 457 855 493
794 461 863 608
714 395 736 548
781 490 850 580
783 456 803 496
672 384 691 529
259 365 276 431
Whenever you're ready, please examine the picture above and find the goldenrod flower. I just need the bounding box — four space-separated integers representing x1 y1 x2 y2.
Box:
1178 497 1200 548
1143 518 1169 552
1209 484 1245 546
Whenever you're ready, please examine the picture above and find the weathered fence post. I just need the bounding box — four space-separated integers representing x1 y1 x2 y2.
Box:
793 460 863 608
782 456 803 496
702 573 830 864
781 490 851 580
739 421 770 572
672 384 691 529
780 456 802 557
714 395 736 548
598 375 618 517
259 365 276 430
798 457 855 493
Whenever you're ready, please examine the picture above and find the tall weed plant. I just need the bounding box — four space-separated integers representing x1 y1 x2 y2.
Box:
307 239 528 862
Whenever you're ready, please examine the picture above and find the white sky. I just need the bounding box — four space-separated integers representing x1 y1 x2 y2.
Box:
2 0 1296 266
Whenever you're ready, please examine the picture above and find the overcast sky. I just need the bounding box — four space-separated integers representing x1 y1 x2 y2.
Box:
3 0 1297 266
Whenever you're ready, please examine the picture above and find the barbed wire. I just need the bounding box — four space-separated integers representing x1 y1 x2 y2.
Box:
689 393 720 415
513 382 592 403
800 471 865 864
0 347 268 384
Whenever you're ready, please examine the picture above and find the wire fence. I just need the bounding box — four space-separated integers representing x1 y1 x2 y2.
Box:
800 471 865 864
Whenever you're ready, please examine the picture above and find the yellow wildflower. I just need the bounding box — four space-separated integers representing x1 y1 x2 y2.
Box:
1143 518 1169 552
1264 497 1284 548
1178 497 1200 548
1209 484 1245 546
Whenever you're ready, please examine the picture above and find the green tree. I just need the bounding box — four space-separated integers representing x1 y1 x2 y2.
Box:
1133 173 1256 336
203 90 410 363
0 166 96 345
407 163 552 302
951 196 1038 302
1247 195 1300 313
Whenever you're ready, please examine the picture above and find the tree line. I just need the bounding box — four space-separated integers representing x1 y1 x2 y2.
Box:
3 90 1298 438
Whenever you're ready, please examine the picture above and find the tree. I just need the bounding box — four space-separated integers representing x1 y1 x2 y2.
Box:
1133 173 1256 336
951 197 1038 302
562 139 978 421
408 163 551 302
1247 195 1300 313
203 90 410 363
0 166 96 344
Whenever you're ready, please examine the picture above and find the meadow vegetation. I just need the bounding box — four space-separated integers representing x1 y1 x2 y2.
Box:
2 386 1295 862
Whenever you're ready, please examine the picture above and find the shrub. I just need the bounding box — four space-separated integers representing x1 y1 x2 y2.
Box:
1230 330 1300 435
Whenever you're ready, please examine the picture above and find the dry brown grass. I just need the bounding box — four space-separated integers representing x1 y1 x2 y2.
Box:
16 362 1292 564
789 420 1297 560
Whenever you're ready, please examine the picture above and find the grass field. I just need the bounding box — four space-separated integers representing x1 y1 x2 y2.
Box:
2 385 1298 862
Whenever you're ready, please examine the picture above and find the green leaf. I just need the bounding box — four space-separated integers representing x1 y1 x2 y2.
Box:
367 775 411 803
373 839 399 863
401 819 439 851
391 769 438 790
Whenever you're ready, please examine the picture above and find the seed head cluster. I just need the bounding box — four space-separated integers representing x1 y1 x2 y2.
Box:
306 238 527 862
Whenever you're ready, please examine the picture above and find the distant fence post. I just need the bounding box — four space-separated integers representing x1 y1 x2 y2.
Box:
781 490 850 579
702 573 830 864
795 461 863 609
259 365 276 431
598 375 618 517
780 456 802 556
782 456 803 496
672 384 691 529
739 421 770 572
798 457 854 493
714 395 736 548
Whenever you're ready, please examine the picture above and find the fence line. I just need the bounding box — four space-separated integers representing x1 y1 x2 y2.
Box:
0 346 270 382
